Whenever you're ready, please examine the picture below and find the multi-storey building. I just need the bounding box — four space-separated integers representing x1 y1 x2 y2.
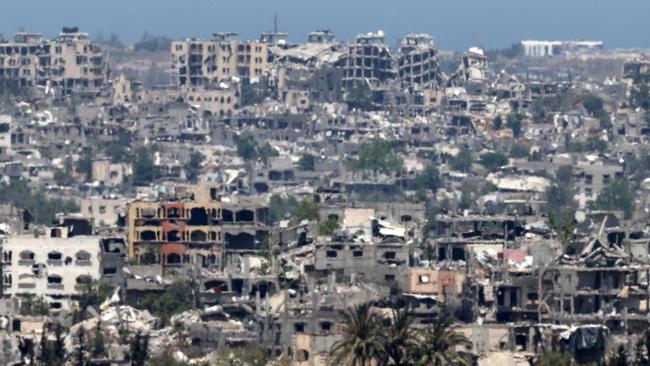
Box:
307 30 336 44
127 184 223 268
1 229 102 312
342 31 394 87
171 32 270 87
397 33 443 89
0 27 107 91
574 158 624 209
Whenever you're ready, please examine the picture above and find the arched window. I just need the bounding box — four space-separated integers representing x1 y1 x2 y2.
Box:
167 253 182 265
140 230 157 241
190 230 207 242
167 230 181 242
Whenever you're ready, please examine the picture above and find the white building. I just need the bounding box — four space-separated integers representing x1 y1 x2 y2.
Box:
521 40 603 57
1 230 102 312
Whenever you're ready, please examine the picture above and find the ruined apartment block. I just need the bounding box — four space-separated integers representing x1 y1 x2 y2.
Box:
171 32 270 87
342 31 395 87
0 27 107 91
397 33 443 90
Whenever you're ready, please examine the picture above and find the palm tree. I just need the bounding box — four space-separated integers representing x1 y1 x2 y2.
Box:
330 302 385 366
414 316 472 366
383 307 418 366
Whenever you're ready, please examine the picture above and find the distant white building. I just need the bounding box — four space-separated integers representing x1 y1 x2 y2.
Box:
1 230 102 312
521 40 603 57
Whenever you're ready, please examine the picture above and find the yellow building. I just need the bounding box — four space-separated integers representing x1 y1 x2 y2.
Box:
127 184 223 268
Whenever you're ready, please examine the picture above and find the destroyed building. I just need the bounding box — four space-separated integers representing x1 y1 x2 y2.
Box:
342 31 395 87
171 32 270 86
0 27 107 92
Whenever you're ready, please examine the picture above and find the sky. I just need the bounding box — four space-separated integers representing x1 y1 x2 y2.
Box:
1 0 649 51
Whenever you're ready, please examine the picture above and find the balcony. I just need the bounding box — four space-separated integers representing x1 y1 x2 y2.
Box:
75 259 92 266
18 259 35 266
47 283 64 290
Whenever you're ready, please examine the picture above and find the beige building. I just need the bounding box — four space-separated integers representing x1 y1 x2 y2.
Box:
171 32 270 87
80 196 126 227
184 86 239 117
112 73 144 105
406 268 465 302
0 28 107 91
91 160 125 186
291 333 342 366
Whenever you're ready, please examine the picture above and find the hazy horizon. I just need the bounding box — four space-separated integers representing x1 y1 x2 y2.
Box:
2 0 650 51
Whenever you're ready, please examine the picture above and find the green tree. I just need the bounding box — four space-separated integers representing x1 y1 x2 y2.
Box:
92 320 107 359
71 326 89 366
185 151 204 182
459 185 473 211
383 308 418 366
298 154 316 171
212 347 268 366
53 169 74 186
606 344 629 366
330 302 384 366
256 142 279 163
414 316 472 366
320 218 339 236
506 113 524 137
349 138 403 175
537 352 573 366
556 165 573 185
0 180 78 224
130 331 150 366
449 148 473 173
74 276 110 322
20 294 50 316
236 137 258 161
133 146 158 186
493 115 503 130
76 148 93 181
140 282 194 326
346 81 374 111
415 165 441 192
546 209 575 249
478 152 508 172
240 79 269 106
53 323 66 365
509 144 530 158
580 93 605 117
294 198 320 222
268 194 299 223
593 178 635 219
104 142 130 163
37 323 63 366
146 352 190 366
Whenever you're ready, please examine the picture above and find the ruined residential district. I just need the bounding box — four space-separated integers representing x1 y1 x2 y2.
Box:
1 25 650 366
